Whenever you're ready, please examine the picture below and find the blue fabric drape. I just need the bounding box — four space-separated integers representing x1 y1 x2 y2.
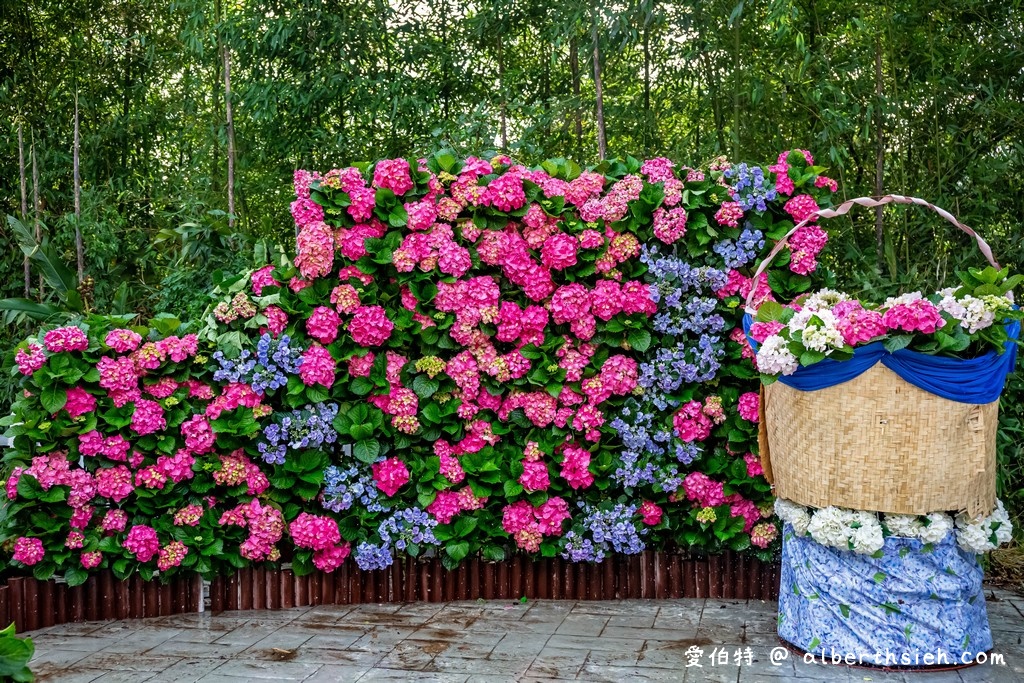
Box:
777 524 992 666
742 314 1019 404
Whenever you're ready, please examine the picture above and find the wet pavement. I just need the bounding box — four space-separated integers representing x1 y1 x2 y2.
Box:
24 588 1024 682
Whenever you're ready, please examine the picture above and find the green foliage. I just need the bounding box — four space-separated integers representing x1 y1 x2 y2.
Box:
0 623 34 682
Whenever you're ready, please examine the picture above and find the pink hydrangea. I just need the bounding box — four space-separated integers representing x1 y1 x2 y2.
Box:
289 512 342 551
330 284 361 314
261 305 288 338
294 221 335 279
837 308 887 345
748 321 784 343
174 504 204 526
714 201 743 228
43 326 89 353
81 551 103 569
639 501 663 526
540 233 579 270
673 400 713 442
105 329 143 353
535 497 570 536
300 344 336 387
181 415 215 454
682 472 726 508
550 284 591 325
64 387 97 418
653 207 687 244
520 460 550 492
427 491 463 525
882 299 945 335
349 305 394 347
347 352 375 378
313 543 352 572
95 465 134 502
101 509 128 533
157 541 189 571
131 399 167 436
750 522 778 548
737 392 760 423
744 453 764 478
372 457 410 497
600 356 639 395
157 450 196 483
12 537 45 566
124 525 160 563
783 194 820 224
291 197 325 227
251 265 279 296
560 444 594 490
15 343 46 375
307 306 342 344
373 158 414 196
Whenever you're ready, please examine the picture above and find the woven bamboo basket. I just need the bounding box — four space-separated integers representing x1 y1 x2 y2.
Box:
748 195 1008 518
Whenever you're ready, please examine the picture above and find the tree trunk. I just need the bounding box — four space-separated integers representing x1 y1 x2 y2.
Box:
19 123 29 297
874 35 885 273
32 139 42 298
570 37 582 157
731 16 741 160
591 11 606 160
498 34 507 150
223 45 236 229
642 4 652 154
74 92 84 282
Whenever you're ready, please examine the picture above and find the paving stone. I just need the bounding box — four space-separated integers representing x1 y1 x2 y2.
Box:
358 669 469 683
577 663 685 681
300 629 373 651
141 658 227 683
201 659 323 680
36 668 109 683
29 647 93 671
427 654 535 677
606 613 659 629
376 639 442 670
302 665 373 681
28 633 122 652
87 672 159 683
526 646 590 678
554 613 609 636
143 638 251 660
601 624 699 642
72 652 185 673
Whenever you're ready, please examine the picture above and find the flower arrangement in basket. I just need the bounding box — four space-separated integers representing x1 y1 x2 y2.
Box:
742 195 1021 550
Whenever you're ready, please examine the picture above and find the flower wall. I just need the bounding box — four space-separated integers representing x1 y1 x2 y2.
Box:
1 151 838 584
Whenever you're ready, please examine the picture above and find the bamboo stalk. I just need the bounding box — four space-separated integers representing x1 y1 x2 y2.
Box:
223 45 236 229
19 123 29 296
74 92 83 282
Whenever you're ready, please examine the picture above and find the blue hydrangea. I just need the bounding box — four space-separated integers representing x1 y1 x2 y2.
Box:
378 508 439 552
713 228 765 269
724 162 778 212
354 542 393 571
561 503 647 562
257 402 339 465
213 333 303 393
322 464 391 514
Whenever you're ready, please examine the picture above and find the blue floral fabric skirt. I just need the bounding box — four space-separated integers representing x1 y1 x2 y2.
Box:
777 523 992 667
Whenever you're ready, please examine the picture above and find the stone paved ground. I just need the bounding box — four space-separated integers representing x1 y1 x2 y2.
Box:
23 588 1024 682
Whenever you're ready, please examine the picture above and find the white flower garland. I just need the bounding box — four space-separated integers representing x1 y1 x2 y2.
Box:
775 498 1013 555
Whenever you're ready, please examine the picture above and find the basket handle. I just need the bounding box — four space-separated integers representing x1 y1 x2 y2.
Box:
744 194 1002 313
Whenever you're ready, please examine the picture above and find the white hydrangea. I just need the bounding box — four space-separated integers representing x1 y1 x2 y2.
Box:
775 498 811 536
806 506 851 549
938 294 997 334
882 513 924 538
788 307 835 332
955 500 1014 554
850 515 885 555
801 288 852 311
801 320 846 354
756 334 800 376
918 512 955 545
883 291 924 308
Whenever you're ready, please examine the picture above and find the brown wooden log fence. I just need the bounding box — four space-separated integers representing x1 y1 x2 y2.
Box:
1 551 779 632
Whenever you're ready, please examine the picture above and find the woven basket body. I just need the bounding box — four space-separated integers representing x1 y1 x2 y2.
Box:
759 363 997 517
